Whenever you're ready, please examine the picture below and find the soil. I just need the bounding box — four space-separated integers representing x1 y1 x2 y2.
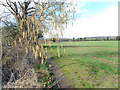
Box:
47 53 75 88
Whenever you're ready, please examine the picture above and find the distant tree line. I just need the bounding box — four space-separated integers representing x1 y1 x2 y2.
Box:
71 36 120 42
116 36 120 41
75 36 120 41
50 36 120 42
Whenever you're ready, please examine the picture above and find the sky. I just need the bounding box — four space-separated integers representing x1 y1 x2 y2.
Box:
0 0 119 38
63 0 119 38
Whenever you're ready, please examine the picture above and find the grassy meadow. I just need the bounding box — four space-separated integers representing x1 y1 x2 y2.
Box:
47 41 119 88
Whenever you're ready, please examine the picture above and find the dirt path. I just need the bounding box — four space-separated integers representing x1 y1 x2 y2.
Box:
47 53 75 88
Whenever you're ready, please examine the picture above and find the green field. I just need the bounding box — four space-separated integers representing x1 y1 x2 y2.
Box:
48 41 118 88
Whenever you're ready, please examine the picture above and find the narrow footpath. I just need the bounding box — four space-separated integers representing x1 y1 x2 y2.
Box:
47 53 75 88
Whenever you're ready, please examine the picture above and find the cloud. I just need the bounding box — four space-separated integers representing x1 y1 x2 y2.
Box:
63 5 118 38
76 0 119 2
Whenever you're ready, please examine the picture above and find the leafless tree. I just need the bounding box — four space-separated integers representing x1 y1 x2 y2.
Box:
0 0 76 88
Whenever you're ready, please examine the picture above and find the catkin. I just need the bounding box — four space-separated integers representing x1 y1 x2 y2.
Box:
43 25 46 30
37 28 39 34
28 27 30 36
45 47 47 52
40 22 42 27
27 41 30 46
39 52 42 57
52 37 53 41
49 42 51 47
26 31 27 36
35 51 38 59
32 17 34 23
63 13 64 17
29 46 31 50
41 6 43 11
32 38 33 43
60 19 62 24
36 45 39 51
50 30 52 35
34 37 36 42
61 29 63 37
45 29 47 34
37 4 39 9
19 38 21 43
59 5 61 12
61 45 63 48
65 11 67 17
14 40 16 45
23 32 25 38
39 11 42 16
32 47 35 54
50 9 53 16
59 14 61 18
33 30 35 35
41 45 43 49
57 46 59 53
58 53 60 58
44 39 46 45
41 57 44 64
45 6 49 12
26 37 28 42
26 47 28 54
12 2 73 65
46 55 48 60
42 16 44 21
20 21 23 29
